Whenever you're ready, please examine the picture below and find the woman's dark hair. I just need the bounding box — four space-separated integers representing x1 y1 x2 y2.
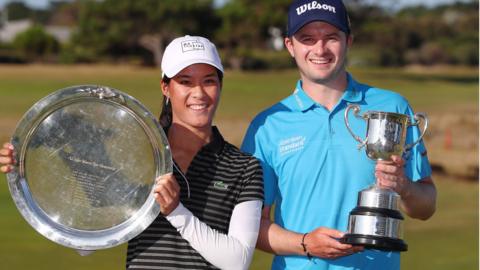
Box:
159 68 223 128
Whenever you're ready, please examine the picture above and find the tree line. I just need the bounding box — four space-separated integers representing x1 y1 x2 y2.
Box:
0 0 478 68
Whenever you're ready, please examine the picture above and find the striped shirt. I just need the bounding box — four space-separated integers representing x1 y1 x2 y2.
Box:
126 127 264 269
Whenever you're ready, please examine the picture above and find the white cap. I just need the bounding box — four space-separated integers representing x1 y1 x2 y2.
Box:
161 35 224 78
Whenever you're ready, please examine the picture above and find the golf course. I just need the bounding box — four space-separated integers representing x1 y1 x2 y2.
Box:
0 64 477 269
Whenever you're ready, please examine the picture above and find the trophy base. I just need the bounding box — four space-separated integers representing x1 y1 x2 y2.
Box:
341 234 408 252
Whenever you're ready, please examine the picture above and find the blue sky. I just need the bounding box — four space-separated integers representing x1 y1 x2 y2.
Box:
0 0 473 9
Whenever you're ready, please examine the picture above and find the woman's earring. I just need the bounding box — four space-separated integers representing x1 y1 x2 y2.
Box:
165 97 170 106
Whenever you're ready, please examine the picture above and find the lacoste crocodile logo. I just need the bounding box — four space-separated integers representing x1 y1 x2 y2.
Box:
213 181 230 190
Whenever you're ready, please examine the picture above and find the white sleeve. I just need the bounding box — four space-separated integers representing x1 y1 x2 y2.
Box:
165 200 262 270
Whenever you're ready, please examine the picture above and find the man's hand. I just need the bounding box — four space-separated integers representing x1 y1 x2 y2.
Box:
0 142 15 173
376 155 437 220
304 227 363 259
375 155 411 197
154 173 180 215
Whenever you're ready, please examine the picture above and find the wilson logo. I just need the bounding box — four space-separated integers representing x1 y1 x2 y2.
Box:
296 1 336 15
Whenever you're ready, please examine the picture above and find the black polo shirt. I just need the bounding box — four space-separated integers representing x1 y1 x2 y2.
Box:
126 127 264 269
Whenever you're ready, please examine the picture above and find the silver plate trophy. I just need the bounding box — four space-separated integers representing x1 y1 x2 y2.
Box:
341 104 428 251
6 85 172 255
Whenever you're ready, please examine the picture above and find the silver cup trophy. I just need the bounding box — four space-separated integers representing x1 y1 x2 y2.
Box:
341 104 428 251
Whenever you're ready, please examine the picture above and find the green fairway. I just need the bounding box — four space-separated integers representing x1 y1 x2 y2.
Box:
0 64 477 269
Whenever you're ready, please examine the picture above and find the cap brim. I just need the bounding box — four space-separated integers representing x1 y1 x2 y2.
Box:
288 16 348 36
163 59 223 78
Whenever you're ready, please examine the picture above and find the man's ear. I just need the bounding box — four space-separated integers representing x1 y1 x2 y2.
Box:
285 37 295 58
347 34 354 48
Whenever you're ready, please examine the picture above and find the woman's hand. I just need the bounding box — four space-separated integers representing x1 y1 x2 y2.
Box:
154 173 181 215
0 142 15 173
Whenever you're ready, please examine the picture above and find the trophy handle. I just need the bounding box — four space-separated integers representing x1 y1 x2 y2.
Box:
405 112 428 151
344 104 368 149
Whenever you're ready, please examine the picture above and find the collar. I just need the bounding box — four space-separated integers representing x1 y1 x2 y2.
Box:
291 80 316 112
291 73 364 112
341 73 363 103
202 126 225 154
163 125 225 155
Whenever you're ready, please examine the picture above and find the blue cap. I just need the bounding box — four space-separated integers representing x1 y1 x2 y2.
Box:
287 0 350 36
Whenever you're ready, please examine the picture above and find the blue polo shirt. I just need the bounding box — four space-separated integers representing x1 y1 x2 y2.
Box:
241 74 431 270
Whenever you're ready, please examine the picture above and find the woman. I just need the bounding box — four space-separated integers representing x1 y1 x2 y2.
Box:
0 35 264 270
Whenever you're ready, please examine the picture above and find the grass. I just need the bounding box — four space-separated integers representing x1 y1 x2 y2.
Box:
0 64 478 269
402 176 478 269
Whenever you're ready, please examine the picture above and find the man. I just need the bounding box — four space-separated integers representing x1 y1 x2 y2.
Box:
241 0 437 269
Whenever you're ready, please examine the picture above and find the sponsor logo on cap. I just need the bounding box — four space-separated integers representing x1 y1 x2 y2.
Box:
181 40 205 53
296 1 336 16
